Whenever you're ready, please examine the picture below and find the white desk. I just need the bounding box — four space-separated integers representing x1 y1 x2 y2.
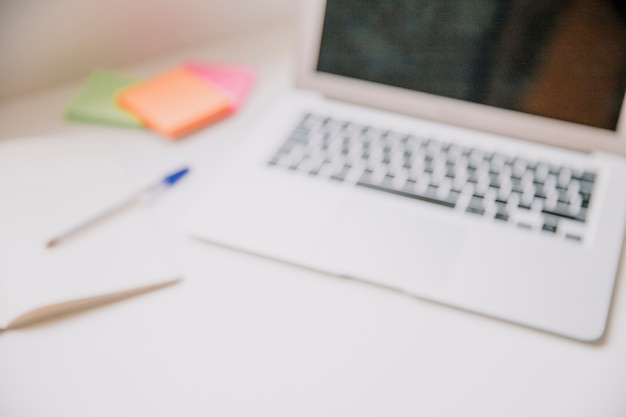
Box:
1 21 625 417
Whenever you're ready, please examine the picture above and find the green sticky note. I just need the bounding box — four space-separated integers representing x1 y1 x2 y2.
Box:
65 68 145 128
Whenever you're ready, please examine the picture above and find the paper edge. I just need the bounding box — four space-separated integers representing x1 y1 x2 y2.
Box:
0 277 182 331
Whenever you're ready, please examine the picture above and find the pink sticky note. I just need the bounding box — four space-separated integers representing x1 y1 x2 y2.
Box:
184 62 255 112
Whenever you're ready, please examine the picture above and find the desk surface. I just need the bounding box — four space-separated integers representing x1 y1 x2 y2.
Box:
1 21 625 417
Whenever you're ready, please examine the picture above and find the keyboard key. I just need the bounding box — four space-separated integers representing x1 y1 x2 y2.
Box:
542 204 587 222
580 193 592 209
542 223 558 233
357 175 457 208
466 195 485 215
565 234 582 242
466 206 485 216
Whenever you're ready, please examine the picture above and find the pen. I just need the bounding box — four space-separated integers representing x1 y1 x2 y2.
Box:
46 167 190 248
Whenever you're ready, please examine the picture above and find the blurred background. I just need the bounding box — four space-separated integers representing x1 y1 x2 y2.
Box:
0 0 296 100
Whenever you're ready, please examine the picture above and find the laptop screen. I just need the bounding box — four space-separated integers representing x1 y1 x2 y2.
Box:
317 0 626 131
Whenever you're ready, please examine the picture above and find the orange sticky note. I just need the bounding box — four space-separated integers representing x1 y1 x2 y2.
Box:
117 67 230 138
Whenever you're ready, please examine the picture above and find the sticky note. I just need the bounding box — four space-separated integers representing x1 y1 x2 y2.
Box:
117 67 230 138
184 62 255 111
65 68 144 128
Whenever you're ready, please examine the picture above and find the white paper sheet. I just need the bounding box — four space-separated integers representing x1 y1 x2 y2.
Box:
0 135 181 329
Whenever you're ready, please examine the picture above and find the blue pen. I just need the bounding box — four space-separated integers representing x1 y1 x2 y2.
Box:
46 167 190 248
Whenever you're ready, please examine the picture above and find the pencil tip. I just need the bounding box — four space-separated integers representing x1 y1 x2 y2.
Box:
46 239 57 249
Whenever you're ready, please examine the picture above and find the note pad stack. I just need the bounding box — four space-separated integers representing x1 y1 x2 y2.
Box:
66 63 255 139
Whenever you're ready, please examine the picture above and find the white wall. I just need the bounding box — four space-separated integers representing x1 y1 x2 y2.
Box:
0 0 296 99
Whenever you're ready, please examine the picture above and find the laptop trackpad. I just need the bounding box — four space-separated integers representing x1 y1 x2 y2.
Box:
316 203 466 291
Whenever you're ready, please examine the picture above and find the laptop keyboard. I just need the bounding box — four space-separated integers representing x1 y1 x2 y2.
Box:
268 112 597 243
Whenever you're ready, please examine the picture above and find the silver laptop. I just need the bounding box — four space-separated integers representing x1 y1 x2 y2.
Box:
185 0 626 341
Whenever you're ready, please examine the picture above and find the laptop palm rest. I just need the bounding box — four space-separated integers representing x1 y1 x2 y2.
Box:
314 202 467 291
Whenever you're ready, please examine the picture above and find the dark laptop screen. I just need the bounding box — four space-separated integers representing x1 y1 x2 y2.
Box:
317 0 626 131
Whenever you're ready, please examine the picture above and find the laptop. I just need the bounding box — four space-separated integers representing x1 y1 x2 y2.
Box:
185 0 626 342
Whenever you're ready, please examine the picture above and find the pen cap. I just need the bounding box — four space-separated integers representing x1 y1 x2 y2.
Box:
163 168 190 186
